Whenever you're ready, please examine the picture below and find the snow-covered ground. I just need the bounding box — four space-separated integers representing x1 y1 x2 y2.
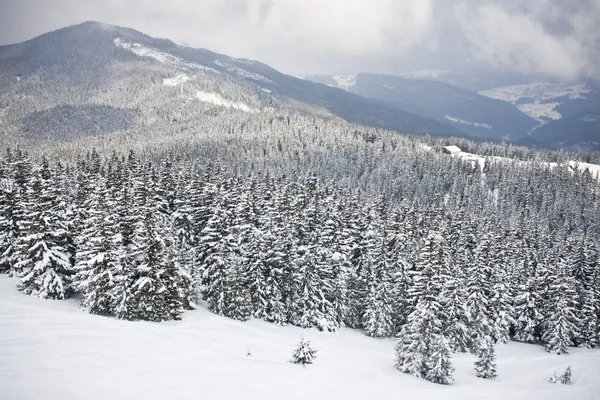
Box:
517 102 562 121
478 83 590 103
1 276 598 400
114 38 219 74
163 74 192 86
445 115 492 130
478 83 591 123
196 91 258 113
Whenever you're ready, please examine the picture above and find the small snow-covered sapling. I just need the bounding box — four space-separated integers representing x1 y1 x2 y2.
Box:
291 336 317 365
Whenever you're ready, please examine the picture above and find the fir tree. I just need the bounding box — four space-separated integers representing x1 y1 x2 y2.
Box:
362 228 394 338
466 231 494 350
512 277 544 343
291 336 317 365
395 299 454 385
559 366 572 385
542 259 580 354
474 339 498 379
426 335 455 385
16 158 74 299
290 244 336 331
0 148 31 275
73 175 122 314
113 168 185 321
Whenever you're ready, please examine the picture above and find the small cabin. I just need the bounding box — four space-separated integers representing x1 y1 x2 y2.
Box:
442 145 462 155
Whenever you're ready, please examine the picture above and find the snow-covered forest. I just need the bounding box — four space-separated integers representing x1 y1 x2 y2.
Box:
1 111 599 384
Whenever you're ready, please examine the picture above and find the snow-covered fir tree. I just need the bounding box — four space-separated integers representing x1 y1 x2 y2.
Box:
542 255 580 355
474 339 498 379
291 336 317 365
73 174 122 314
16 157 74 299
559 366 572 385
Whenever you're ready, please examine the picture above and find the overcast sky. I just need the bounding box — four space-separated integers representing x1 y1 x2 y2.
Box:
1 0 599 81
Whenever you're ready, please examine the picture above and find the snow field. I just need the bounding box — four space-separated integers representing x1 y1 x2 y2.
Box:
1 276 598 400
195 91 258 113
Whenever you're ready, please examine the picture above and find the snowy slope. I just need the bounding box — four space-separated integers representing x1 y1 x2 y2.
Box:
478 83 590 104
478 83 591 122
1 276 598 400
478 83 600 148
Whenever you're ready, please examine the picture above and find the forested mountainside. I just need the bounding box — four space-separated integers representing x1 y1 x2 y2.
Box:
0 21 460 150
1 21 599 388
2 113 599 383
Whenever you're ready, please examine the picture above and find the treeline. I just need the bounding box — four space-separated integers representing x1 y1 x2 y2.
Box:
0 146 599 385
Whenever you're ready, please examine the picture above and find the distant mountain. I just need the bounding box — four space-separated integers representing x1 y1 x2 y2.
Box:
479 83 600 150
0 21 460 146
394 70 534 92
307 73 538 141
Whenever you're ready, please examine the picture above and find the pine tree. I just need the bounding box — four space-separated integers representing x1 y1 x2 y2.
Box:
559 366 572 385
490 265 515 344
0 173 16 273
291 336 317 365
474 339 498 379
222 254 253 321
341 198 369 329
466 231 494 350
290 244 336 331
573 237 599 348
16 158 74 299
513 277 544 343
362 227 394 338
113 167 185 321
199 183 237 316
395 299 454 384
425 335 455 385
0 148 31 275
442 273 471 352
73 175 123 314
542 258 580 354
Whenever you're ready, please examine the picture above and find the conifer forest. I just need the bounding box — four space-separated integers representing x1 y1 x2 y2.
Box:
1 113 599 385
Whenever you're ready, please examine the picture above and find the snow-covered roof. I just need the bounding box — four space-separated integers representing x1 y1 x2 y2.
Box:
443 145 462 154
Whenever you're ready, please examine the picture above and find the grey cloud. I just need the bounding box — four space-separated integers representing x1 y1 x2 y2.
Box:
0 0 598 82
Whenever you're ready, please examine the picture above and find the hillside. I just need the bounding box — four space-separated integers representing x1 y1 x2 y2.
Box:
2 276 598 400
0 21 459 149
307 73 538 141
479 83 600 149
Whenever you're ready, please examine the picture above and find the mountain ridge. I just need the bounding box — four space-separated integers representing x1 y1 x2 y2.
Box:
0 21 463 148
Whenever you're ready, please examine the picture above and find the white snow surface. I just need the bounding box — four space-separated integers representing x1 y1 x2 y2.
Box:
517 102 562 121
445 115 492 129
332 75 356 90
478 83 591 103
196 91 257 113
568 161 600 180
163 74 191 86
114 38 219 74
478 83 591 122
1 276 599 400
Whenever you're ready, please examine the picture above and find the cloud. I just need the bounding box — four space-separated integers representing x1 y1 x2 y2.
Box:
0 0 598 81
453 0 600 81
